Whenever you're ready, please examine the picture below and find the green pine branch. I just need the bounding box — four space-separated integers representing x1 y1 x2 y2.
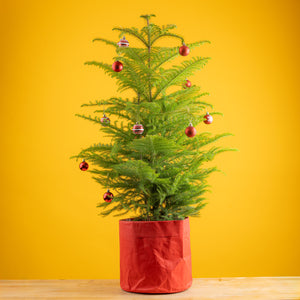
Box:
92 38 117 47
113 27 148 47
153 57 210 99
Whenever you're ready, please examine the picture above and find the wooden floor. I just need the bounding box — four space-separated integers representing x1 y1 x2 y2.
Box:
0 277 299 299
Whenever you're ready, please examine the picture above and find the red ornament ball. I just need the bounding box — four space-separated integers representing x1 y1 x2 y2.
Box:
204 112 213 124
179 43 190 56
117 36 129 47
100 114 110 126
132 122 144 135
79 159 89 171
185 79 192 88
103 189 114 203
112 61 123 72
185 123 196 138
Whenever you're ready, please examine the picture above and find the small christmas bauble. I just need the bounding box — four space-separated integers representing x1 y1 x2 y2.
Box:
100 113 110 126
112 61 123 72
185 79 192 88
204 112 213 124
103 189 114 203
132 122 144 135
79 159 89 171
117 36 129 47
185 123 196 137
179 43 190 56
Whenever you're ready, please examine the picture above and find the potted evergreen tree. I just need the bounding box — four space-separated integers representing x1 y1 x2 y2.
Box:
73 14 234 294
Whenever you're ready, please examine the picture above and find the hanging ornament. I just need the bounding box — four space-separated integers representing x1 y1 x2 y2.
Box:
100 113 110 126
132 122 144 135
179 43 190 56
204 112 213 124
103 189 114 203
79 159 89 171
117 36 129 47
112 61 123 72
185 123 196 138
185 79 192 88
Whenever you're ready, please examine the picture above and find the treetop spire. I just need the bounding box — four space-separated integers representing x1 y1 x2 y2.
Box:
140 14 156 24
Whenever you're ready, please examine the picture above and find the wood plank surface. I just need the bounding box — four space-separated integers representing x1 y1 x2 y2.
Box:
0 277 299 300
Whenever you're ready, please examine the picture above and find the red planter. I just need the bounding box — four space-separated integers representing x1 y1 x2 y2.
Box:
119 217 192 294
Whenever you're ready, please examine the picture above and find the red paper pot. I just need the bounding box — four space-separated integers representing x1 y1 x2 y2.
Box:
119 218 192 294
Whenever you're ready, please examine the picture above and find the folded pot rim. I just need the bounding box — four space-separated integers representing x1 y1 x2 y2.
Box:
119 217 189 223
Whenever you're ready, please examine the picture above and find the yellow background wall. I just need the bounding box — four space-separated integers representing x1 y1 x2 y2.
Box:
0 0 299 279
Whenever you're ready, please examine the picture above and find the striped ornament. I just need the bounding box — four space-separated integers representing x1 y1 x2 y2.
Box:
117 36 129 47
100 114 110 126
132 123 144 135
204 112 213 124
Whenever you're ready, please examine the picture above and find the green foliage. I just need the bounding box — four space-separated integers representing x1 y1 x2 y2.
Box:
73 15 234 220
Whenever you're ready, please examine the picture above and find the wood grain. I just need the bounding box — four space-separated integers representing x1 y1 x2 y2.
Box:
0 277 299 300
